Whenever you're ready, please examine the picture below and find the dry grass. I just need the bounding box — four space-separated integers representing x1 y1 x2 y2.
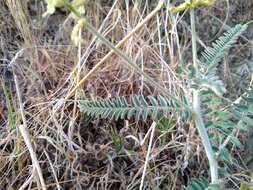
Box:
0 0 252 189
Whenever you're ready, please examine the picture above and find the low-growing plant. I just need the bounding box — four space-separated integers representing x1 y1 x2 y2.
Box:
110 126 123 154
43 0 253 189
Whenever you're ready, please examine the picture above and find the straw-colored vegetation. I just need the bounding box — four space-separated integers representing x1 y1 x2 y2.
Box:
1 0 253 189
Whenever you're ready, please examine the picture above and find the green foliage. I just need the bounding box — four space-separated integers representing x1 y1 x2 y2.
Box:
156 114 174 132
79 23 251 170
155 115 175 145
79 95 190 122
201 24 247 74
202 87 253 163
196 24 248 96
183 177 220 190
1 80 18 131
77 20 250 186
110 127 123 154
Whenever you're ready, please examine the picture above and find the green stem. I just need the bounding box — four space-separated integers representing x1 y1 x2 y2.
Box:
83 21 186 107
190 8 218 182
62 0 190 111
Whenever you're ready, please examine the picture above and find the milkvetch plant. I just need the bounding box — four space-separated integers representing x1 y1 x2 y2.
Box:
42 0 252 188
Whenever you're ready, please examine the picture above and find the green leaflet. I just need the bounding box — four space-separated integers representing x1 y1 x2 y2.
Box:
201 24 247 72
79 95 190 122
202 86 253 163
197 24 247 96
183 177 220 190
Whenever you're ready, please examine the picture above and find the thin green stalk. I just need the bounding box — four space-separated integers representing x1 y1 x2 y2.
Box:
62 0 190 111
190 7 218 182
1 80 15 131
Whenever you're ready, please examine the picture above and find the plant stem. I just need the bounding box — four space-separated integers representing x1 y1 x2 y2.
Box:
64 0 165 100
190 7 218 182
62 0 190 111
